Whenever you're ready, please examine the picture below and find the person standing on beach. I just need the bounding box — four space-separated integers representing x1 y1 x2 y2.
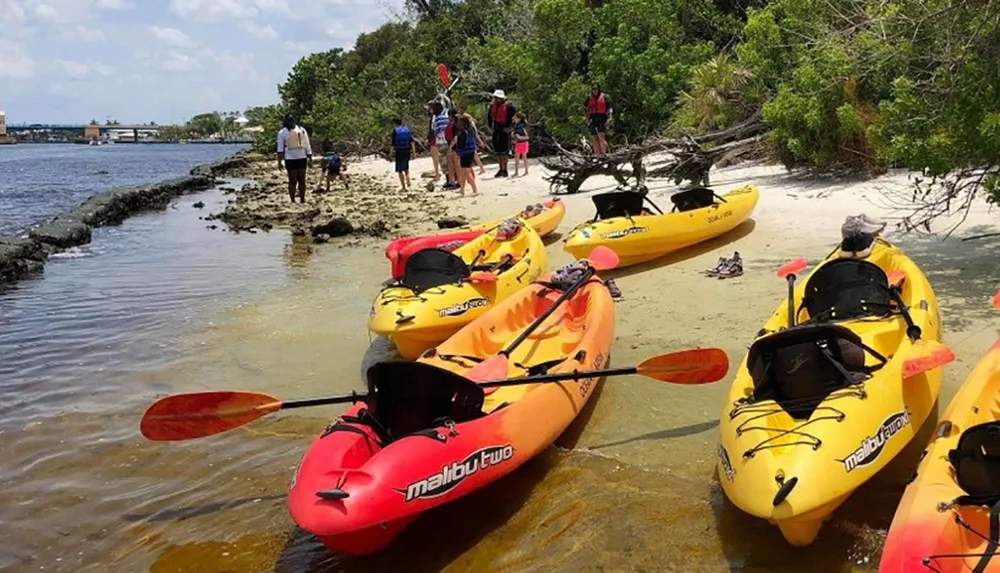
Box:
277 114 312 203
429 102 449 182
584 83 613 155
487 90 516 178
391 118 416 191
444 108 461 190
455 115 479 196
511 112 530 177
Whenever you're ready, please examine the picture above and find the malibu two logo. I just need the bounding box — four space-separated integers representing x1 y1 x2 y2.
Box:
600 227 648 239
839 409 912 473
436 297 489 318
399 444 515 502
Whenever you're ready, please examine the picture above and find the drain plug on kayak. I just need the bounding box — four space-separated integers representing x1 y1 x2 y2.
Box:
772 475 798 507
316 489 350 500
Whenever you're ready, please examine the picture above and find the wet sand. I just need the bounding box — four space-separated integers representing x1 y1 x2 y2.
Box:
5 155 1000 572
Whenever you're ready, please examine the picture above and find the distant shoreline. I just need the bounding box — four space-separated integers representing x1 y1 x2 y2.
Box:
0 152 251 288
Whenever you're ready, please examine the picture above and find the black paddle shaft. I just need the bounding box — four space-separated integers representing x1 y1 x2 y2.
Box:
500 266 596 356
283 391 365 409
786 274 797 328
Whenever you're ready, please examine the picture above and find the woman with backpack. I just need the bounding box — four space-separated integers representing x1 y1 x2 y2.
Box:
276 113 313 203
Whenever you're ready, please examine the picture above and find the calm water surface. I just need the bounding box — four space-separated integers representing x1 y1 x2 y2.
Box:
2 148 1000 573
0 143 247 235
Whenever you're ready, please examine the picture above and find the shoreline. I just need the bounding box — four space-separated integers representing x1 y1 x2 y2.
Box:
0 154 251 286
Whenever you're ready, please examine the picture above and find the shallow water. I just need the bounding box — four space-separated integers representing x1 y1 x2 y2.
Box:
3 177 1000 572
0 143 247 235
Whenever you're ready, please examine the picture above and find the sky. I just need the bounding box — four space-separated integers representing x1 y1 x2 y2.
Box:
0 0 408 125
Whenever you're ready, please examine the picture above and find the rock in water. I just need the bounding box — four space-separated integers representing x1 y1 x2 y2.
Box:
192 201 205 209
312 217 353 237
29 219 92 248
437 216 468 229
313 234 331 244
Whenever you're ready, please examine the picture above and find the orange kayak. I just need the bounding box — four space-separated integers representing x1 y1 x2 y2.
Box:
288 271 615 554
879 336 1000 572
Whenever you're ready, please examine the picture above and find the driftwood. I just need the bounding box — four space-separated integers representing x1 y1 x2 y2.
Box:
540 112 769 194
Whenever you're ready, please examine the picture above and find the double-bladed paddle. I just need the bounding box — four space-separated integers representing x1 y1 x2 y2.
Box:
139 347 729 442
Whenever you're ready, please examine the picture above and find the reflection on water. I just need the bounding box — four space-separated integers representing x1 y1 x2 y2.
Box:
2 197 1000 572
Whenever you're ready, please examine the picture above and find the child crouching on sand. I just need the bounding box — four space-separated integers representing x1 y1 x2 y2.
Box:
324 150 349 192
512 112 529 177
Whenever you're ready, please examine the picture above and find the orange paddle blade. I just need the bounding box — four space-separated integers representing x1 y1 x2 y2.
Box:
140 391 282 441
469 271 499 283
993 289 1000 311
777 258 808 279
902 339 956 379
437 63 450 87
887 270 906 287
464 356 509 394
637 348 730 384
587 246 619 271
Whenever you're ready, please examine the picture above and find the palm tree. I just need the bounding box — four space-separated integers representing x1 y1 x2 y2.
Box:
676 54 752 131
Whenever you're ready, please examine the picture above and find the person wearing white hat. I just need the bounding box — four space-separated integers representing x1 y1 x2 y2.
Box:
487 89 517 177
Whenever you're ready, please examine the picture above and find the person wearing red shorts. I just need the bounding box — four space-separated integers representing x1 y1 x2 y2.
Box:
511 112 529 177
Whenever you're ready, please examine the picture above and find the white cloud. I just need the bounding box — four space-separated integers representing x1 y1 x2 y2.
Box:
158 50 203 72
149 25 196 47
95 0 133 8
55 59 115 79
0 0 27 21
60 24 106 42
240 21 278 40
169 0 256 21
284 40 327 54
0 39 36 78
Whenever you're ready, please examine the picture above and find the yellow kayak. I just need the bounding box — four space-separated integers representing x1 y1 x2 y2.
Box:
563 185 758 268
368 221 547 359
472 199 566 238
718 238 944 546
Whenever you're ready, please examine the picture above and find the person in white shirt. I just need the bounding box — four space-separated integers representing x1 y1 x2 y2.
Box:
276 113 313 203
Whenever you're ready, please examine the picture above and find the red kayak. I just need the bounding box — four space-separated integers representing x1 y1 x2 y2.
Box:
384 229 484 279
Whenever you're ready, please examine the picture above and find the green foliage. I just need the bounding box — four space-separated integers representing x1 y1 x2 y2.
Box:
673 53 753 131
187 112 223 138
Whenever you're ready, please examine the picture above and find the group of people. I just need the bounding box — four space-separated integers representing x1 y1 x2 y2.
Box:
275 83 613 202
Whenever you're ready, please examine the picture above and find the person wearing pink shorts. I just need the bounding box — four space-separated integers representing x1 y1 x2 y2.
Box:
511 112 530 177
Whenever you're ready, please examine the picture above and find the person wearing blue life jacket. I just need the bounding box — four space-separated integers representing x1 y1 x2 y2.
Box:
390 118 416 191
453 114 479 196
323 150 348 192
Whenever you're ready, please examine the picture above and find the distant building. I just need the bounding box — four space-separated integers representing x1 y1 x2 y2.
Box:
0 110 7 136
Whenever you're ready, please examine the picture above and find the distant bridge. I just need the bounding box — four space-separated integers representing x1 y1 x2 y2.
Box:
5 124 174 139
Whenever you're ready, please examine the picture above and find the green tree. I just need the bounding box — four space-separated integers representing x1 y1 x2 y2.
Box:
187 112 223 138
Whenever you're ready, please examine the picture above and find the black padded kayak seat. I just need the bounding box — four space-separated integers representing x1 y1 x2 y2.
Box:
950 422 1000 501
670 187 717 212
365 361 485 442
800 259 892 323
399 248 470 293
747 323 882 419
591 191 646 220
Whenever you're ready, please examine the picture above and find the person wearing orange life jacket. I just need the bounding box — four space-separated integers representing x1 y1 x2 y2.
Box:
583 83 613 155
487 89 517 178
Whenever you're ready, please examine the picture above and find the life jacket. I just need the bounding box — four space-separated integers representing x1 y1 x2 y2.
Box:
458 129 477 156
327 154 341 170
489 101 510 124
588 94 607 115
445 121 455 142
514 122 528 140
393 126 412 150
287 127 306 149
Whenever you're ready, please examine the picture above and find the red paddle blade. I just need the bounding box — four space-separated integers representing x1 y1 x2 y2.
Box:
464 355 509 386
140 391 282 441
777 258 808 279
469 271 499 283
587 246 620 271
437 63 450 87
993 289 1000 311
637 348 730 384
902 339 955 379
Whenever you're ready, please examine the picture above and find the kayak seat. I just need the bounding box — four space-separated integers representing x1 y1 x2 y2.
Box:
591 191 646 220
949 422 1000 500
799 259 893 324
670 187 717 213
747 323 885 419
399 248 470 293
365 361 485 443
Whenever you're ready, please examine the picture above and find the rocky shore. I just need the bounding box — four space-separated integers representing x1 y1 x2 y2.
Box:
211 154 462 243
0 156 240 285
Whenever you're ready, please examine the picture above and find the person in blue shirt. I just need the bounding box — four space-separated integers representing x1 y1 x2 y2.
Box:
323 150 348 192
391 118 416 191
454 115 479 196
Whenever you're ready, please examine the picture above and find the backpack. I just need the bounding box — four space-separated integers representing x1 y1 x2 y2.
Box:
327 154 341 171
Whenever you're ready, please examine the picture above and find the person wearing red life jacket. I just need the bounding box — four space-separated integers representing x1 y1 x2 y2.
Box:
583 83 613 155
487 89 517 178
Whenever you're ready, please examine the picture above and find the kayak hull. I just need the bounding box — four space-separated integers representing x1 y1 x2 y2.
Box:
718 239 944 546
289 273 615 555
879 337 1000 572
368 223 547 359
563 185 758 268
